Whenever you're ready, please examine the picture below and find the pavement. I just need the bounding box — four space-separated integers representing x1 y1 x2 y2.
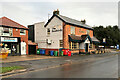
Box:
1 55 58 63
1 51 120 78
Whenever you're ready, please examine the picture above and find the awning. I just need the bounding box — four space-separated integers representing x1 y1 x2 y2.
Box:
68 34 92 43
28 40 38 46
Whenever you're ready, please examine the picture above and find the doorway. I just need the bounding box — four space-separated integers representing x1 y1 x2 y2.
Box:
11 44 17 56
85 43 88 52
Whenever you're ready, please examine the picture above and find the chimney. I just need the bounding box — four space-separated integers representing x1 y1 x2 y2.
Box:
53 9 59 15
81 19 86 24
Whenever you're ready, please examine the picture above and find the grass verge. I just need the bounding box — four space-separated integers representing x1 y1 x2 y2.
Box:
0 66 24 73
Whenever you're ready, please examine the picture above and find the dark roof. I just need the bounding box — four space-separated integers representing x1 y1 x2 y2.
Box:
0 17 28 29
69 34 92 43
81 35 88 41
91 36 100 42
69 35 82 41
45 14 93 30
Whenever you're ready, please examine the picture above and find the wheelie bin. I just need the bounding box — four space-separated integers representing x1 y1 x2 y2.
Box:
40 49 45 55
68 51 71 56
42 49 45 55
54 51 58 56
62 49 69 56
50 51 54 56
37 49 40 55
59 51 63 56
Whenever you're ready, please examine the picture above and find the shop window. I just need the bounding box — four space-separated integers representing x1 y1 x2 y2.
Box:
20 29 26 35
47 28 50 35
71 26 75 35
59 40 63 47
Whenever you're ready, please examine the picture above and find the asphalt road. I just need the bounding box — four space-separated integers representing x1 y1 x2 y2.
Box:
7 53 118 78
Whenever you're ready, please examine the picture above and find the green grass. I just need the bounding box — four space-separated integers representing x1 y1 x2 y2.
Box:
0 66 24 73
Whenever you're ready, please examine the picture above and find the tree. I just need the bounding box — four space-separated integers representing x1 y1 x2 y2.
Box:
93 25 120 46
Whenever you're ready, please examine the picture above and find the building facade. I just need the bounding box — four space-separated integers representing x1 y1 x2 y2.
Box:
0 17 28 55
28 10 99 54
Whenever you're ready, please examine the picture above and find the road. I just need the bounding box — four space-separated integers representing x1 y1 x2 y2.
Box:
5 53 118 78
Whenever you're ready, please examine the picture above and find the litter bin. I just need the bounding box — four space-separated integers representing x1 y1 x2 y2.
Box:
54 51 58 56
50 51 54 56
37 49 40 54
59 51 63 56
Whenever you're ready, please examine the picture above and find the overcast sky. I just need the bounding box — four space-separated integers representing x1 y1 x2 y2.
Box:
0 0 119 27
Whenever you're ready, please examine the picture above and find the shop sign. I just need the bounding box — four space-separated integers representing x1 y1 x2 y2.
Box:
1 37 18 42
52 28 62 32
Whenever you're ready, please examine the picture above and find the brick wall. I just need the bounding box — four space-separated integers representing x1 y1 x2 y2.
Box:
63 22 93 52
63 23 71 49
13 28 28 55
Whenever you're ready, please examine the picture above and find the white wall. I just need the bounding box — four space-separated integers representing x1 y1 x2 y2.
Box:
34 22 46 48
46 16 63 49
34 16 63 49
80 38 90 49
80 42 84 49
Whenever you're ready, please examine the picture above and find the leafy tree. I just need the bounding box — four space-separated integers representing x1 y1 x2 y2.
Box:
93 25 120 46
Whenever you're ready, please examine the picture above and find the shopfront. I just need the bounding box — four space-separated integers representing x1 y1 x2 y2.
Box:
0 36 21 56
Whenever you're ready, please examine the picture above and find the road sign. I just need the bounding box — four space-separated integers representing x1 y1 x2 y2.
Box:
117 44 119 49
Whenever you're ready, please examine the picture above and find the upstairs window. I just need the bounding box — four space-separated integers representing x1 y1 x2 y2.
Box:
3 27 9 33
47 28 50 35
71 26 75 35
20 29 26 35
1 27 12 36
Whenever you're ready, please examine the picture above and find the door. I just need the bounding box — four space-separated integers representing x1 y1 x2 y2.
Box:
28 45 36 55
21 42 26 55
85 43 88 52
11 44 17 56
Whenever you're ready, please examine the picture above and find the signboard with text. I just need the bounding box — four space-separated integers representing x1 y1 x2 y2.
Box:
1 37 18 42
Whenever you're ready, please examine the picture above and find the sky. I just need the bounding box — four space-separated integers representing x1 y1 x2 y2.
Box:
0 0 119 27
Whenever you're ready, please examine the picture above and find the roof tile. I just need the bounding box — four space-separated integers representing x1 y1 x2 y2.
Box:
0 17 28 29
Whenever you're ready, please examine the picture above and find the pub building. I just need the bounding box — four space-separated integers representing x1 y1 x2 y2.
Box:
28 10 99 55
0 17 29 56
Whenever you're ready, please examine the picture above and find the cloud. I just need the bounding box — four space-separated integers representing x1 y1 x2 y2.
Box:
1 2 118 27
